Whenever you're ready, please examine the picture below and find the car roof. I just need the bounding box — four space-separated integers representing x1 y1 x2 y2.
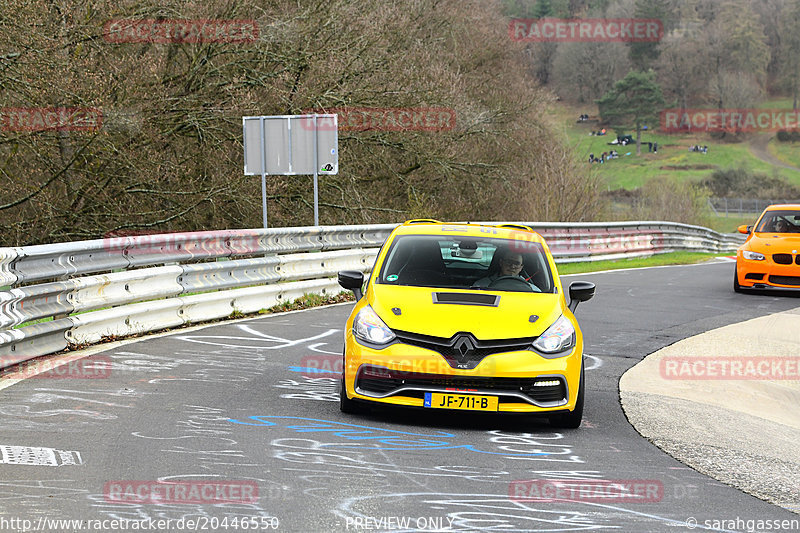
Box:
764 204 800 211
393 220 546 244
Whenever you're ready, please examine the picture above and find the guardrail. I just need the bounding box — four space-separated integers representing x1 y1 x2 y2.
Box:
0 221 742 369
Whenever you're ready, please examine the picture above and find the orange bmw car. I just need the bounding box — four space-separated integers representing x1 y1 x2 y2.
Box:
735 204 800 292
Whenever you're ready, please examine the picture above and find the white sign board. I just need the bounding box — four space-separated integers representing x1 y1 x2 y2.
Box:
243 114 338 175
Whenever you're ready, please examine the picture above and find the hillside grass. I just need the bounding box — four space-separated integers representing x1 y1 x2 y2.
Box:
550 102 800 190
704 214 759 233
769 139 800 170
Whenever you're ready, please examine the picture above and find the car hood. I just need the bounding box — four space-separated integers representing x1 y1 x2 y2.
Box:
369 284 564 340
748 234 800 252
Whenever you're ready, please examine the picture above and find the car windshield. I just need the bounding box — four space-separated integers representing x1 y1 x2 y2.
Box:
377 234 555 293
755 210 800 233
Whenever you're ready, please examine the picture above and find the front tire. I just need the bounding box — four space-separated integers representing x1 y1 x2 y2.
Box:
733 264 742 293
340 375 363 414
550 363 584 429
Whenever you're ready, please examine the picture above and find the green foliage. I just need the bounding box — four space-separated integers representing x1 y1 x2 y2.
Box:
702 167 800 199
266 291 354 314
596 70 665 154
632 177 711 226
500 0 569 18
534 0 553 18
597 70 665 128
776 131 800 143
628 0 672 70
716 0 771 86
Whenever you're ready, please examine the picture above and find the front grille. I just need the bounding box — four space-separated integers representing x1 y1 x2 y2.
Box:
797 255 800 265
393 330 536 369
355 369 567 404
773 254 793 265
357 377 400 394
768 275 800 286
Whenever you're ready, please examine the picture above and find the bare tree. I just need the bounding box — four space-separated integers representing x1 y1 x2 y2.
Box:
777 0 800 109
654 31 709 111
707 71 764 110
552 42 632 103
0 0 605 246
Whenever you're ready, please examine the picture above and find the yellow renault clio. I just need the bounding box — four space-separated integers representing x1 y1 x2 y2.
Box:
337 220 595 428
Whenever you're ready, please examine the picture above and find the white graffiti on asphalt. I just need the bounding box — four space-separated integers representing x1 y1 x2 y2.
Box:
275 377 338 402
174 324 339 350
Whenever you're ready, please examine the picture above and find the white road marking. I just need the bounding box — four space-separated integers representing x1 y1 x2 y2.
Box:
0 445 82 466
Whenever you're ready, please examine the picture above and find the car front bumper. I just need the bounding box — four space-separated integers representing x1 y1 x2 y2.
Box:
736 256 800 289
343 334 583 413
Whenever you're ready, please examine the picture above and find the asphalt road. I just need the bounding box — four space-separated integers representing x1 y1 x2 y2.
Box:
0 260 798 533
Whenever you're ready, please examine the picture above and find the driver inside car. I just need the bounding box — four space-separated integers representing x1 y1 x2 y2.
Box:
774 218 792 233
474 250 540 291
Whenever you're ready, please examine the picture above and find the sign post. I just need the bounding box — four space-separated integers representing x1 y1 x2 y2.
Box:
243 114 338 228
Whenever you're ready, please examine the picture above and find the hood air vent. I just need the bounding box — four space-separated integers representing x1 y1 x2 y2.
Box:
432 292 500 307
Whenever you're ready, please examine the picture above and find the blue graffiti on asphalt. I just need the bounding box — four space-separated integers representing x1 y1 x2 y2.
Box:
287 366 339 375
228 416 548 456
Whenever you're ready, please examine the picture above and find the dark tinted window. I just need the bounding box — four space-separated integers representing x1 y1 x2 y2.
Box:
756 210 800 233
377 235 555 293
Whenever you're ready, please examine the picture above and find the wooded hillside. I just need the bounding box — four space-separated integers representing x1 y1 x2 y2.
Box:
0 0 602 246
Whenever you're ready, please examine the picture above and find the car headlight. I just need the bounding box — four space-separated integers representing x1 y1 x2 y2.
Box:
353 305 396 345
742 250 765 261
533 315 575 354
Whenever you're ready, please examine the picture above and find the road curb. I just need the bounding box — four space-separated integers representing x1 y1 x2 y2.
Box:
619 307 800 515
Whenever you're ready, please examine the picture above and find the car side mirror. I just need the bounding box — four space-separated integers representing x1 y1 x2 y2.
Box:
338 270 365 301
568 281 595 312
737 225 752 234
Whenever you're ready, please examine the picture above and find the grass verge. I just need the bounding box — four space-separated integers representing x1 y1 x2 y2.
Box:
769 139 800 171
704 214 758 234
556 251 724 275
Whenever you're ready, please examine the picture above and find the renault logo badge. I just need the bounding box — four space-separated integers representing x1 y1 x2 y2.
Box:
453 336 475 358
